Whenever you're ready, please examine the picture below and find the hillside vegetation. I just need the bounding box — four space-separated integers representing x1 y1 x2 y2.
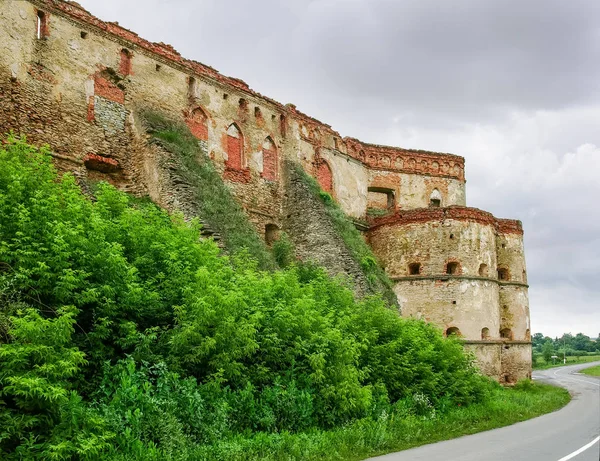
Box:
0 136 568 460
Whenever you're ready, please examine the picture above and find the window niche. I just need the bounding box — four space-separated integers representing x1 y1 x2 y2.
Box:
481 327 490 340
446 327 461 337
478 263 488 277
497 267 509 281
429 188 442 208
36 10 48 40
408 262 421 275
446 261 460 275
500 328 513 340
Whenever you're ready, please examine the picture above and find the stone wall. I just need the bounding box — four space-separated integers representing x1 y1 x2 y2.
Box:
282 162 371 296
0 0 531 382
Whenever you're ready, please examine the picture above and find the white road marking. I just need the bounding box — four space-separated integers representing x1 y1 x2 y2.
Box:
556 436 600 461
552 368 600 387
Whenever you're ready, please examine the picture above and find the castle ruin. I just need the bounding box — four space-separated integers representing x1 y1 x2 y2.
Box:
0 0 532 382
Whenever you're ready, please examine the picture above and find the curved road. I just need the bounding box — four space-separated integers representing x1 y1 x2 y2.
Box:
367 361 600 461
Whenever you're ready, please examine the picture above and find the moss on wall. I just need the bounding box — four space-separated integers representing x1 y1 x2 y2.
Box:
141 111 276 270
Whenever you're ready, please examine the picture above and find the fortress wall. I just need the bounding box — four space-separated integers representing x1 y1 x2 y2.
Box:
367 216 498 278
499 285 531 341
496 225 527 283
464 342 502 380
368 168 466 211
394 279 500 341
319 148 369 218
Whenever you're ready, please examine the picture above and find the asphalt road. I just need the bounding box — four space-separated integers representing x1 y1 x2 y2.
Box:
366 361 600 461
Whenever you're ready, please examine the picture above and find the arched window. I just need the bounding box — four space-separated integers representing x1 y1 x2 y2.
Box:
478 264 488 277
187 107 208 141
408 262 421 275
500 328 513 340
265 224 279 245
446 327 461 337
497 267 509 281
226 123 244 169
446 261 460 275
429 189 442 207
119 48 133 76
262 137 278 181
316 160 333 195
481 327 490 340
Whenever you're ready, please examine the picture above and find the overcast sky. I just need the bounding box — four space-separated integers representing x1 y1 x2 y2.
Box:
77 0 600 338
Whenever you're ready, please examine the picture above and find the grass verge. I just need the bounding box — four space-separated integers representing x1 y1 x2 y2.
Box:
533 354 600 370
580 365 600 376
188 381 570 461
141 111 276 270
292 164 397 306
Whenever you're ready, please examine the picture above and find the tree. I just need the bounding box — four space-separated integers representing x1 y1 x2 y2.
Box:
542 341 554 363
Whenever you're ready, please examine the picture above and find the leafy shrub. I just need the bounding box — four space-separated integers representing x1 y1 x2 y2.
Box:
0 135 491 459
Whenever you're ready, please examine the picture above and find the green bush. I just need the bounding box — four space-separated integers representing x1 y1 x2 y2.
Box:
0 135 492 459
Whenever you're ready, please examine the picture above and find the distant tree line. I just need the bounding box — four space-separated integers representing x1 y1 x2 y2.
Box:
532 332 600 363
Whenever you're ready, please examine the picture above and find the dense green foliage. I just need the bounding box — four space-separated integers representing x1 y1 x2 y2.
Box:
0 136 564 460
531 331 600 368
292 164 397 306
142 112 276 270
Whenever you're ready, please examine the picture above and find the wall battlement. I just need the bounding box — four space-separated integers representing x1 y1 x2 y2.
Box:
0 0 530 383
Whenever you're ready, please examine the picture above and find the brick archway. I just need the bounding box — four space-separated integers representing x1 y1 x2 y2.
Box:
316 159 333 194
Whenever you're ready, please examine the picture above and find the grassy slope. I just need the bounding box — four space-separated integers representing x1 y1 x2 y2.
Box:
291 164 397 306
141 111 276 270
189 382 569 461
580 365 600 376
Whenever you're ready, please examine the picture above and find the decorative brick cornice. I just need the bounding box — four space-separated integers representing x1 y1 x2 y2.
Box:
368 206 523 235
345 138 465 181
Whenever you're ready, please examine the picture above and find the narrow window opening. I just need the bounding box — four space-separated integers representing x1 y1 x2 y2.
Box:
500 328 513 340
333 137 339 149
155 64 161 72
36 11 47 40
452 300 457 305
265 224 280 245
478 263 488 277
408 263 421 275
271 114 276 121
239 98 248 111
280 114 287 137
119 48 133 76
522 270 527 283
254 107 262 119
188 76 196 98
481 327 490 340
449 233 454 239
501 243 506 249
446 261 460 275
80 31 88 39
223 93 229 100
497 267 509 281
525 329 531 341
